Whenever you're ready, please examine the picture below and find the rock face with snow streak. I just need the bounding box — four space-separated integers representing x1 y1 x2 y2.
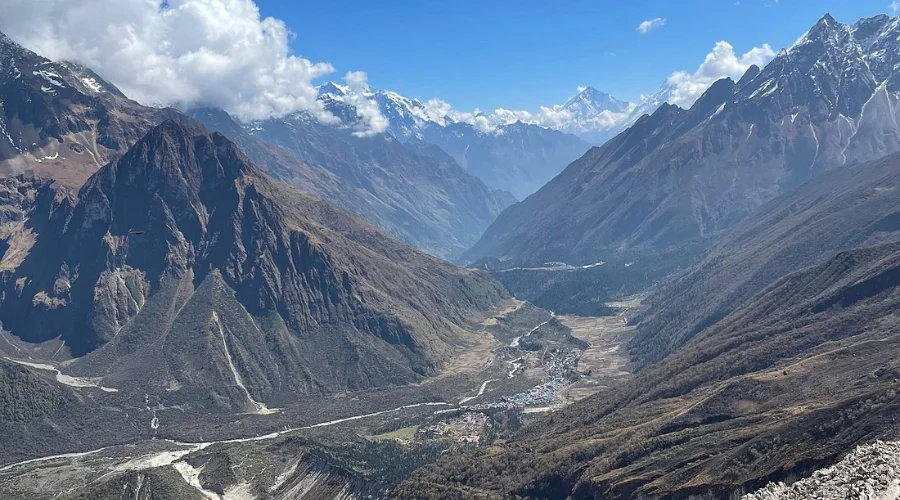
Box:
744 441 900 500
0 121 507 410
464 13 900 266
0 31 181 186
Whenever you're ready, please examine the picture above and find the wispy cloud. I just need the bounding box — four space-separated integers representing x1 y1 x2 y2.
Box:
892 1 900 13
342 72 388 137
637 17 666 34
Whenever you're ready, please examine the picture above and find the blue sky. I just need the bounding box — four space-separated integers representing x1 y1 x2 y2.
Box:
256 0 897 109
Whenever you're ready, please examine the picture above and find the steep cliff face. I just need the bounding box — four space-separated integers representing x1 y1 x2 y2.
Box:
0 121 508 409
266 450 392 500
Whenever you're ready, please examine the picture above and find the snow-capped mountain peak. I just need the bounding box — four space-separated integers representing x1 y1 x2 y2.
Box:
372 89 432 138
317 81 348 97
750 13 900 121
564 86 631 115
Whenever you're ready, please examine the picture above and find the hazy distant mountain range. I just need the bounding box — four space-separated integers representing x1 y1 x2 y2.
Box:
316 81 595 199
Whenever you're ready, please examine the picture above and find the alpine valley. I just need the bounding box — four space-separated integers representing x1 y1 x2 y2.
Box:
1 8 900 500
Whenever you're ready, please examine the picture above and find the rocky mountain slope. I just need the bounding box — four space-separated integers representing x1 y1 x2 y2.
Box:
0 121 507 409
397 240 900 499
744 440 900 500
0 32 180 186
61 467 207 500
632 149 900 366
464 14 900 266
396 57 900 494
317 82 592 200
229 110 512 260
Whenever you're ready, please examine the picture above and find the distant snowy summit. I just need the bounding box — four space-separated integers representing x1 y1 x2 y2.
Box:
314 79 672 146
314 80 593 199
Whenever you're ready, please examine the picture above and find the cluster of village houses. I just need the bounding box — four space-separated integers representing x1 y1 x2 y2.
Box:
413 349 584 446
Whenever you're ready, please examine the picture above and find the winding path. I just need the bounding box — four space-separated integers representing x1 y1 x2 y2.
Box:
0 311 565 475
510 311 556 348
459 379 496 405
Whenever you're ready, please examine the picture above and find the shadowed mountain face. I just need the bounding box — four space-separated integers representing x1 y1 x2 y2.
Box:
397 242 900 500
0 122 507 408
0 32 180 187
234 111 512 260
464 14 900 266
633 150 900 367
395 103 900 499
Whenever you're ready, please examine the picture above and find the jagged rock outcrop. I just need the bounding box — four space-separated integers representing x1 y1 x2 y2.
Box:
745 441 900 500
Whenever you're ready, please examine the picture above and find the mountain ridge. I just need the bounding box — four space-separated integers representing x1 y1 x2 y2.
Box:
220 108 512 259
0 30 182 186
464 13 900 266
0 121 509 402
316 81 594 199
0 33 514 260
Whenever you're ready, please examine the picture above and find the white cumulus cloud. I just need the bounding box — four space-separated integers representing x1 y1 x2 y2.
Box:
637 18 666 34
0 0 385 135
343 71 388 137
411 99 575 134
666 41 775 108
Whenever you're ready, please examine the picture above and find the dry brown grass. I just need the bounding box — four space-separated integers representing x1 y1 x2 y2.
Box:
560 311 634 390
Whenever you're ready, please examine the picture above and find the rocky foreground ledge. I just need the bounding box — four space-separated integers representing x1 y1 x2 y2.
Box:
745 441 900 500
